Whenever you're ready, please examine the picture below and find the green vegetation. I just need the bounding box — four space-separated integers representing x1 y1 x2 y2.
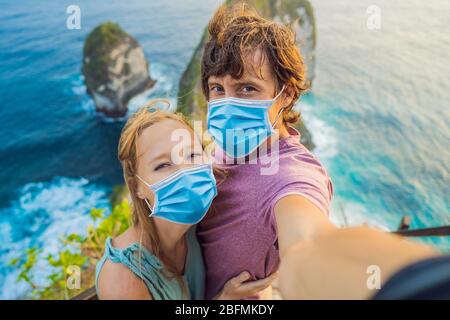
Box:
82 22 133 91
9 188 131 300
84 22 126 56
177 28 208 120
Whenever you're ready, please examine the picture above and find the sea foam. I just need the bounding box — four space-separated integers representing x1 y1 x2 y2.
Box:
0 176 110 299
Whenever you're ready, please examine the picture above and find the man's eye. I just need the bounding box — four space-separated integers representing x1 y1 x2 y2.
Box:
210 85 223 93
242 86 256 93
154 163 171 171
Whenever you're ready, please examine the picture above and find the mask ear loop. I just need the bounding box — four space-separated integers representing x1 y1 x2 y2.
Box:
272 107 286 128
272 85 286 102
272 85 287 128
136 174 155 217
144 198 154 217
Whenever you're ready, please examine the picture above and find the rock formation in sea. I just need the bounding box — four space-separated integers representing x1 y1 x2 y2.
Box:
82 22 156 118
177 0 316 150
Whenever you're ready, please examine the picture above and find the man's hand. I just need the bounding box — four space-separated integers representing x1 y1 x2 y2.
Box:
215 271 278 300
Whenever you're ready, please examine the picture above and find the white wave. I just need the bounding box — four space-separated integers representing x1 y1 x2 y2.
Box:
296 100 338 159
71 62 178 121
70 74 86 96
0 177 110 299
329 198 391 232
80 99 95 115
127 62 178 114
149 62 176 96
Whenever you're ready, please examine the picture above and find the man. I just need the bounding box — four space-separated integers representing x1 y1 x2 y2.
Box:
197 4 440 300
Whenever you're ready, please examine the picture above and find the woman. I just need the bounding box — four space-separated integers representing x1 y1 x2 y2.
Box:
95 100 276 300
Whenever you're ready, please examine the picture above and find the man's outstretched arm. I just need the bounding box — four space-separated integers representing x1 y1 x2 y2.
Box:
274 195 439 299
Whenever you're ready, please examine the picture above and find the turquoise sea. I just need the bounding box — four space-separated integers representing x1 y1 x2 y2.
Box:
0 0 448 298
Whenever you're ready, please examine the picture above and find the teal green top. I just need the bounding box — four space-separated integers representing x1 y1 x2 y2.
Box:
95 226 205 300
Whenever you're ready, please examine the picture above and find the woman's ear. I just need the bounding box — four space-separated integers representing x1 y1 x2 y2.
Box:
130 177 146 200
136 191 146 200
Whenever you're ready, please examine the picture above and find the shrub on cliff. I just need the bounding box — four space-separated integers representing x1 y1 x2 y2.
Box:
9 188 131 300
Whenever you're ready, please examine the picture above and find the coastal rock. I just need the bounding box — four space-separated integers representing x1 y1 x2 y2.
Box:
177 0 316 150
82 22 156 118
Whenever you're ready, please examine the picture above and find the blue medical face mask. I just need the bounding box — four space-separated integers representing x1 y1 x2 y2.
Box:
207 85 286 159
136 164 217 225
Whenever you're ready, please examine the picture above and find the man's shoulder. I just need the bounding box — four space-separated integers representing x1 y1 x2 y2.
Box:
277 139 327 173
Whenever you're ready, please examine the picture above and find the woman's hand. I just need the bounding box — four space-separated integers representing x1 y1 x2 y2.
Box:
214 271 278 300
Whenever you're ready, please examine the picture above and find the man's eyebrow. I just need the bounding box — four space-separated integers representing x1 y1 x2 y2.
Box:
230 78 263 86
209 77 262 86
207 80 222 86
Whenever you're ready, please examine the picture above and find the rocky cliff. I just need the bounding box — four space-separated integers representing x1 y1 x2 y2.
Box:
82 22 156 118
177 0 316 150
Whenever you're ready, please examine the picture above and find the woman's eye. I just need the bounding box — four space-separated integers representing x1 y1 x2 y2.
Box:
154 162 171 171
190 152 202 159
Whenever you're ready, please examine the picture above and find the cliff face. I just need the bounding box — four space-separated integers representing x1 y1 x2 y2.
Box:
177 0 316 150
82 22 156 118
271 0 316 84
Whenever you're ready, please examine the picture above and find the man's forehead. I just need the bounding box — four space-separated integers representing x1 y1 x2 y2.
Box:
208 48 271 83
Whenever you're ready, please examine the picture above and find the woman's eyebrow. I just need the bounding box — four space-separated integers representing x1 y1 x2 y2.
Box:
147 153 169 166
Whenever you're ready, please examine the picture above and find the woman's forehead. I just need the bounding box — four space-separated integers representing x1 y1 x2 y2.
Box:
136 119 197 160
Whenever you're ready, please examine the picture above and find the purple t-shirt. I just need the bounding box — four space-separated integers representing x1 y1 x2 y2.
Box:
197 127 334 299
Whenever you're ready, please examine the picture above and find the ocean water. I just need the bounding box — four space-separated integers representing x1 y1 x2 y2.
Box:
303 0 450 248
0 0 448 299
